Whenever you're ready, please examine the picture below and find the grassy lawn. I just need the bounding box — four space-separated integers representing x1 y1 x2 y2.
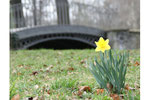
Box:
10 49 140 100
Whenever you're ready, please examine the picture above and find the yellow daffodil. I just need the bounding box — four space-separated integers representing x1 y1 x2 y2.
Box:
95 37 111 53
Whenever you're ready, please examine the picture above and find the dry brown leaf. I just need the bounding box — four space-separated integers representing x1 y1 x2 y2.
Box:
28 97 33 100
125 84 130 90
125 84 136 91
79 86 91 92
43 64 47 67
48 65 53 68
60 69 64 72
96 89 104 94
68 67 74 71
11 94 20 100
17 65 23 68
119 94 124 99
129 87 136 91
39 69 44 72
127 61 132 66
77 91 83 97
30 71 38 76
80 59 85 64
17 72 22 76
47 89 51 95
134 61 140 66
25 67 31 70
33 96 38 100
110 94 121 100
134 83 140 89
46 65 53 72
12 70 17 74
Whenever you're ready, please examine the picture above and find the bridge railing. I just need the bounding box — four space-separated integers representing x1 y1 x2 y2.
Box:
10 0 57 32
10 0 116 33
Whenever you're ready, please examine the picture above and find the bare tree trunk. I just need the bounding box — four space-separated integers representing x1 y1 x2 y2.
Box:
55 0 70 25
39 0 43 25
33 0 37 26
10 0 26 28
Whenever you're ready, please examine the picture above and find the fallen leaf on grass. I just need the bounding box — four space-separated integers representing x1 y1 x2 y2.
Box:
33 96 38 100
68 67 74 71
80 59 85 64
77 91 83 97
73 90 83 98
134 61 140 66
11 94 20 100
129 87 136 91
79 86 91 92
47 89 51 95
28 97 33 100
110 94 121 100
17 72 22 76
39 69 44 72
125 84 136 91
46 65 53 72
48 65 53 68
17 65 23 68
125 84 130 90
12 70 17 74
43 64 47 67
27 96 38 100
134 83 140 89
119 94 124 99
30 71 38 76
25 67 31 70
96 89 104 94
60 69 64 72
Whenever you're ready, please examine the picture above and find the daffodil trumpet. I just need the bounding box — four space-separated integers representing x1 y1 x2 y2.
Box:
95 37 111 53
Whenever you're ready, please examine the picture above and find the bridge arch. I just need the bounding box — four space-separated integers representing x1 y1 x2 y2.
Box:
24 37 95 49
11 25 106 49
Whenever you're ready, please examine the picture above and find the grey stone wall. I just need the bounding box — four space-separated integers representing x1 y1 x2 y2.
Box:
107 30 140 49
69 0 140 49
69 0 140 30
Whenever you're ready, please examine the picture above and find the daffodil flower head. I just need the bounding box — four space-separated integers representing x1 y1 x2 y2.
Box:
95 37 111 53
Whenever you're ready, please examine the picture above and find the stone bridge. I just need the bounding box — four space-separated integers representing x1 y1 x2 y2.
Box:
10 0 140 49
10 0 107 49
10 25 106 49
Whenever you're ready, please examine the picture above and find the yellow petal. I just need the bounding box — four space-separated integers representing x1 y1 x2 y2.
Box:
99 37 104 42
105 39 109 44
95 41 98 46
106 45 111 50
100 48 105 53
95 40 101 46
95 47 101 52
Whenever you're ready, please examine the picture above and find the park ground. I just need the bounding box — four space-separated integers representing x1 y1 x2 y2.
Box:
10 49 140 100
